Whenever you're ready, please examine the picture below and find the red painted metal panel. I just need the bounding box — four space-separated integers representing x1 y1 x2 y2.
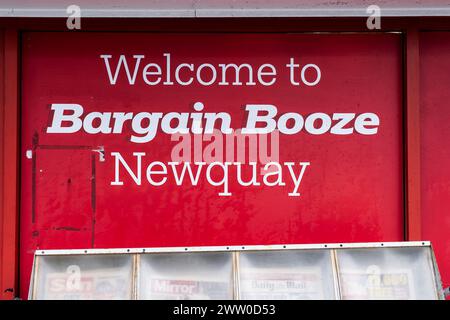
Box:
0 29 19 300
20 32 403 298
34 149 94 245
420 32 450 293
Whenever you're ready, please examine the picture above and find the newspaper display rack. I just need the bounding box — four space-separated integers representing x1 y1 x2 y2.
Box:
28 242 445 300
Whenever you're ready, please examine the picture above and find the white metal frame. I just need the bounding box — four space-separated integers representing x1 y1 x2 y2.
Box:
34 241 431 256
1 6 450 18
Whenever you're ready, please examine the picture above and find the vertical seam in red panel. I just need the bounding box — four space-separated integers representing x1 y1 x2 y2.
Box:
1 29 19 300
404 27 422 241
0 30 4 300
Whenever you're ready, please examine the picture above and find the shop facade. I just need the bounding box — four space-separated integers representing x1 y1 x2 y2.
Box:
0 1 449 299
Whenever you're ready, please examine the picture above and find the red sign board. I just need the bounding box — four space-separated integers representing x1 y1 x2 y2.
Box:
420 32 450 292
20 32 403 296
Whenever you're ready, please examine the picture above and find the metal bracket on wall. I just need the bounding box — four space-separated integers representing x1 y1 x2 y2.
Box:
444 286 450 298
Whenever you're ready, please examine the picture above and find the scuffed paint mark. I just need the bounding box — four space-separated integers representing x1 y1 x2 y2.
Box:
53 226 81 232
26 150 33 159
